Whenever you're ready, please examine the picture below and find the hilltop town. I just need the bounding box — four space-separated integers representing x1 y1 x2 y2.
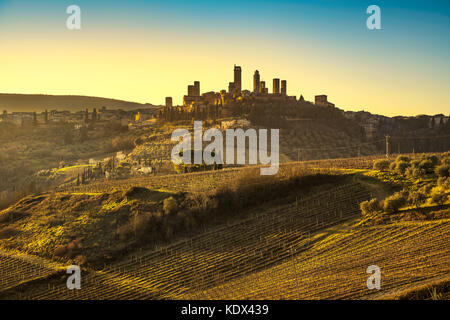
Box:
1 64 449 141
0 64 449 208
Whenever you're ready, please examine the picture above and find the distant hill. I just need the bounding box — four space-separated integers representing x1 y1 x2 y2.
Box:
0 93 160 112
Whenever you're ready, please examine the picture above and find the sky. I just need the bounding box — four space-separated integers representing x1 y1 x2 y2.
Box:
0 0 449 116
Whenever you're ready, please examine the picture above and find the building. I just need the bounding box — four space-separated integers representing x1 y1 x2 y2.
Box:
228 82 235 94
273 78 280 94
165 97 173 108
253 70 260 93
260 81 266 94
281 80 287 95
184 81 202 106
193 81 200 96
315 95 335 107
234 65 242 94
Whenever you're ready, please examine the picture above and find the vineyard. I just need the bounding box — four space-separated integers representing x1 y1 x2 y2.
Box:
0 249 64 295
7 182 372 299
1 153 448 300
190 220 450 299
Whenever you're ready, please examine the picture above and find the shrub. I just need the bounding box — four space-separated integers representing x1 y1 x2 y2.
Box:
367 198 383 212
361 198 383 215
406 166 426 179
111 136 135 151
442 156 450 165
163 197 178 215
74 255 87 266
438 177 450 189
425 155 439 166
383 192 407 214
53 245 67 257
408 190 428 208
360 200 370 215
418 160 434 173
396 155 411 163
435 164 450 178
373 159 391 171
389 162 397 171
395 161 410 175
431 190 448 205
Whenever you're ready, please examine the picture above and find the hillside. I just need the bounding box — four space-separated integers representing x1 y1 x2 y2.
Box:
0 93 158 112
0 155 448 299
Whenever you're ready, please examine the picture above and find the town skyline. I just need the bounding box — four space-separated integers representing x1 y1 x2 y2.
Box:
0 1 449 116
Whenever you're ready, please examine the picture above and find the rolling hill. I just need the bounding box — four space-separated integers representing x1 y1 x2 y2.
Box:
0 93 159 112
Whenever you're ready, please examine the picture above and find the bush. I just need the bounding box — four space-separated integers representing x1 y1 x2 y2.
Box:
425 155 439 166
431 190 448 205
163 197 178 215
438 177 450 189
111 136 135 151
361 198 384 215
408 189 428 208
373 159 391 171
418 160 434 173
406 166 426 179
435 164 450 178
389 162 397 171
360 200 370 215
442 156 450 165
53 245 67 257
395 161 410 175
383 192 407 214
396 155 411 163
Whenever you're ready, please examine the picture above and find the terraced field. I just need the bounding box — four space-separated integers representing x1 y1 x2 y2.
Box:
12 183 371 299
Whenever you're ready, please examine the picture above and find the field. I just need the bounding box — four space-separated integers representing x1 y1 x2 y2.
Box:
0 154 448 300
2 182 372 299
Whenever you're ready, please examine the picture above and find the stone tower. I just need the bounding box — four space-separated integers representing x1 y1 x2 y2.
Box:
253 70 260 94
273 78 280 94
234 65 242 93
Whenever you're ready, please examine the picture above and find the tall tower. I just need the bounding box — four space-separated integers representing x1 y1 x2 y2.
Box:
165 97 173 108
253 70 260 94
188 85 195 96
281 80 287 95
194 81 200 96
234 65 242 93
260 81 266 94
273 78 280 94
